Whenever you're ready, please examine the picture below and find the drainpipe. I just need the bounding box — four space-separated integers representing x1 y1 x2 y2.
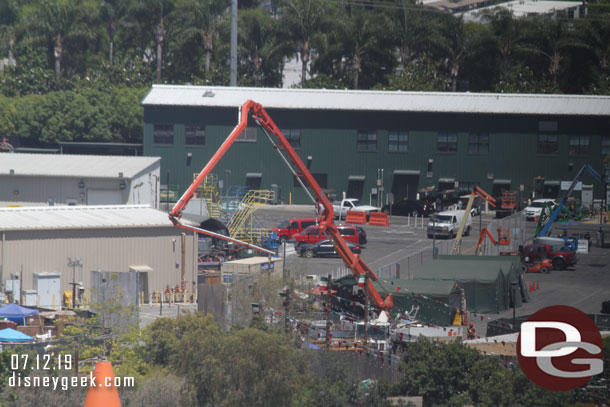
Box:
181 233 186 293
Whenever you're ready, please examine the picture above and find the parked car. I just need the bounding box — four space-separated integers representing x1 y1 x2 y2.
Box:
524 199 556 221
290 224 361 245
426 210 472 239
271 218 317 243
332 198 378 220
520 243 577 270
381 199 432 217
296 239 361 258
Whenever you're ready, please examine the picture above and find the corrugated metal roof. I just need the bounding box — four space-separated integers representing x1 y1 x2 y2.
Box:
0 154 160 178
0 205 173 232
464 0 581 20
141 85 610 116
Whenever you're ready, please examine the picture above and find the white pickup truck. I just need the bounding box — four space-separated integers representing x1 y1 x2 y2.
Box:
332 199 378 220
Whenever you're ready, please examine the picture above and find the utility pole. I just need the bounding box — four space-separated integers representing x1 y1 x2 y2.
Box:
230 0 238 86
326 274 332 350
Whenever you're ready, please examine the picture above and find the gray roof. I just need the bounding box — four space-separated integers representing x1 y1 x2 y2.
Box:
0 154 160 179
0 205 172 232
464 0 581 21
141 85 610 116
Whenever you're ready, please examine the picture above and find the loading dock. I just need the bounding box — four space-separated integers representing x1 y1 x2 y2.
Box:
346 175 365 201
391 170 420 201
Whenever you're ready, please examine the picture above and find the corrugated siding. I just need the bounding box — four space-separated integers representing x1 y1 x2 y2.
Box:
1 228 197 297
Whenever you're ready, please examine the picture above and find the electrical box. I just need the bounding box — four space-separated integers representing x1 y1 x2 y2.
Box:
33 272 61 310
5 279 20 294
23 290 37 307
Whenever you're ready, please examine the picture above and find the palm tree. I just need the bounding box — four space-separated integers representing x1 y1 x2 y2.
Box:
278 0 336 87
171 0 229 75
238 9 291 86
577 18 610 79
99 0 136 66
434 15 496 91
480 8 524 76
23 0 88 77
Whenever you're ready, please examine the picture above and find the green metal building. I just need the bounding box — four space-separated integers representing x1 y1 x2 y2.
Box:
141 85 610 205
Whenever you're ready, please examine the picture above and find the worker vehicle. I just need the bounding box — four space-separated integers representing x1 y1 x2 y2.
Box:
272 218 317 243
296 239 361 258
290 224 361 246
520 243 577 270
168 100 393 312
427 210 471 239
381 199 432 217
521 258 552 274
536 165 601 250
474 226 511 256
458 195 484 217
495 191 518 218
332 198 378 220
525 199 556 221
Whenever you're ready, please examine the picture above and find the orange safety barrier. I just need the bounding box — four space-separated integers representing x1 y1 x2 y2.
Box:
368 212 389 227
345 211 367 224
84 360 121 407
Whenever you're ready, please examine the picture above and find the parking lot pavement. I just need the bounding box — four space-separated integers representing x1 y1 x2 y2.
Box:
258 206 610 327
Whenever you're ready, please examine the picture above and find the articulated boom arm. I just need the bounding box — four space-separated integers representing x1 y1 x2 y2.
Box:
538 164 601 237
169 100 393 311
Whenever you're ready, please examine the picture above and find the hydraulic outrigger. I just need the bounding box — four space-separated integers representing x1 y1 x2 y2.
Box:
169 100 393 312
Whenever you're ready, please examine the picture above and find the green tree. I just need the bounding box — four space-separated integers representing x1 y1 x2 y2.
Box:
98 0 137 66
22 0 94 77
278 0 336 87
172 0 228 75
238 9 290 87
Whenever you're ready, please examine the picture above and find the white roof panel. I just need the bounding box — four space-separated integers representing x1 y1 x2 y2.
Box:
0 205 172 231
141 85 610 116
0 154 160 178
464 0 581 20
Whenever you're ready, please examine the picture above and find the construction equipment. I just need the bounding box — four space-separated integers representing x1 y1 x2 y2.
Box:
537 165 601 244
451 186 496 254
475 226 511 256
521 258 552 274
495 191 517 218
169 100 393 312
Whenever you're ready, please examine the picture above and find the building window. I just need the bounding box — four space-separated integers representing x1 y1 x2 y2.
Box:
388 132 408 153
569 135 590 155
357 131 377 152
185 125 206 146
537 134 558 154
467 133 489 154
602 136 610 155
153 124 174 145
437 133 457 153
281 128 301 149
237 127 257 142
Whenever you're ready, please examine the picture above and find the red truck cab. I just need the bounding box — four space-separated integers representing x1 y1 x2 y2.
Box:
521 243 577 270
290 224 361 246
272 218 317 243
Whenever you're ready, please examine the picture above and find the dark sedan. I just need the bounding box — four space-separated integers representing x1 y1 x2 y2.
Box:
381 199 432 217
296 239 361 258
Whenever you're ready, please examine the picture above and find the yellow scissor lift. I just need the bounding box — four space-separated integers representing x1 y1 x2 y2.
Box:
227 189 276 244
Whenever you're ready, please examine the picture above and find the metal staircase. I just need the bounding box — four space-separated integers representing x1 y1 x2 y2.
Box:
227 190 275 242
194 173 223 219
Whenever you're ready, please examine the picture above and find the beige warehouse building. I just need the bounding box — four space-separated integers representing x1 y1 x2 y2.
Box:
0 205 198 308
0 153 161 207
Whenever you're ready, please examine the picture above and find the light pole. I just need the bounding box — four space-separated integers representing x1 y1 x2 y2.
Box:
68 257 82 309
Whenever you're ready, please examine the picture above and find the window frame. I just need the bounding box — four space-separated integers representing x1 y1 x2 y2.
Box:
281 128 301 150
237 127 257 142
153 124 174 145
357 130 377 152
388 131 409 153
569 135 591 156
601 135 610 156
537 134 559 155
185 124 206 146
437 132 457 153
467 133 489 154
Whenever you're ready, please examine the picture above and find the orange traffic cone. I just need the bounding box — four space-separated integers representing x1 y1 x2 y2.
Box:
84 360 121 407
529 283 534 292
536 280 540 290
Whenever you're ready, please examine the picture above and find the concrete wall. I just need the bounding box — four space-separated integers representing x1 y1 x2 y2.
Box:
0 227 197 304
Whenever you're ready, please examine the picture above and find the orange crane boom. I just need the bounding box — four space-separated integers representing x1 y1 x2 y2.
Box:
169 101 393 311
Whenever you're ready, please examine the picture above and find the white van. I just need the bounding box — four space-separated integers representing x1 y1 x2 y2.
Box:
427 210 472 239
